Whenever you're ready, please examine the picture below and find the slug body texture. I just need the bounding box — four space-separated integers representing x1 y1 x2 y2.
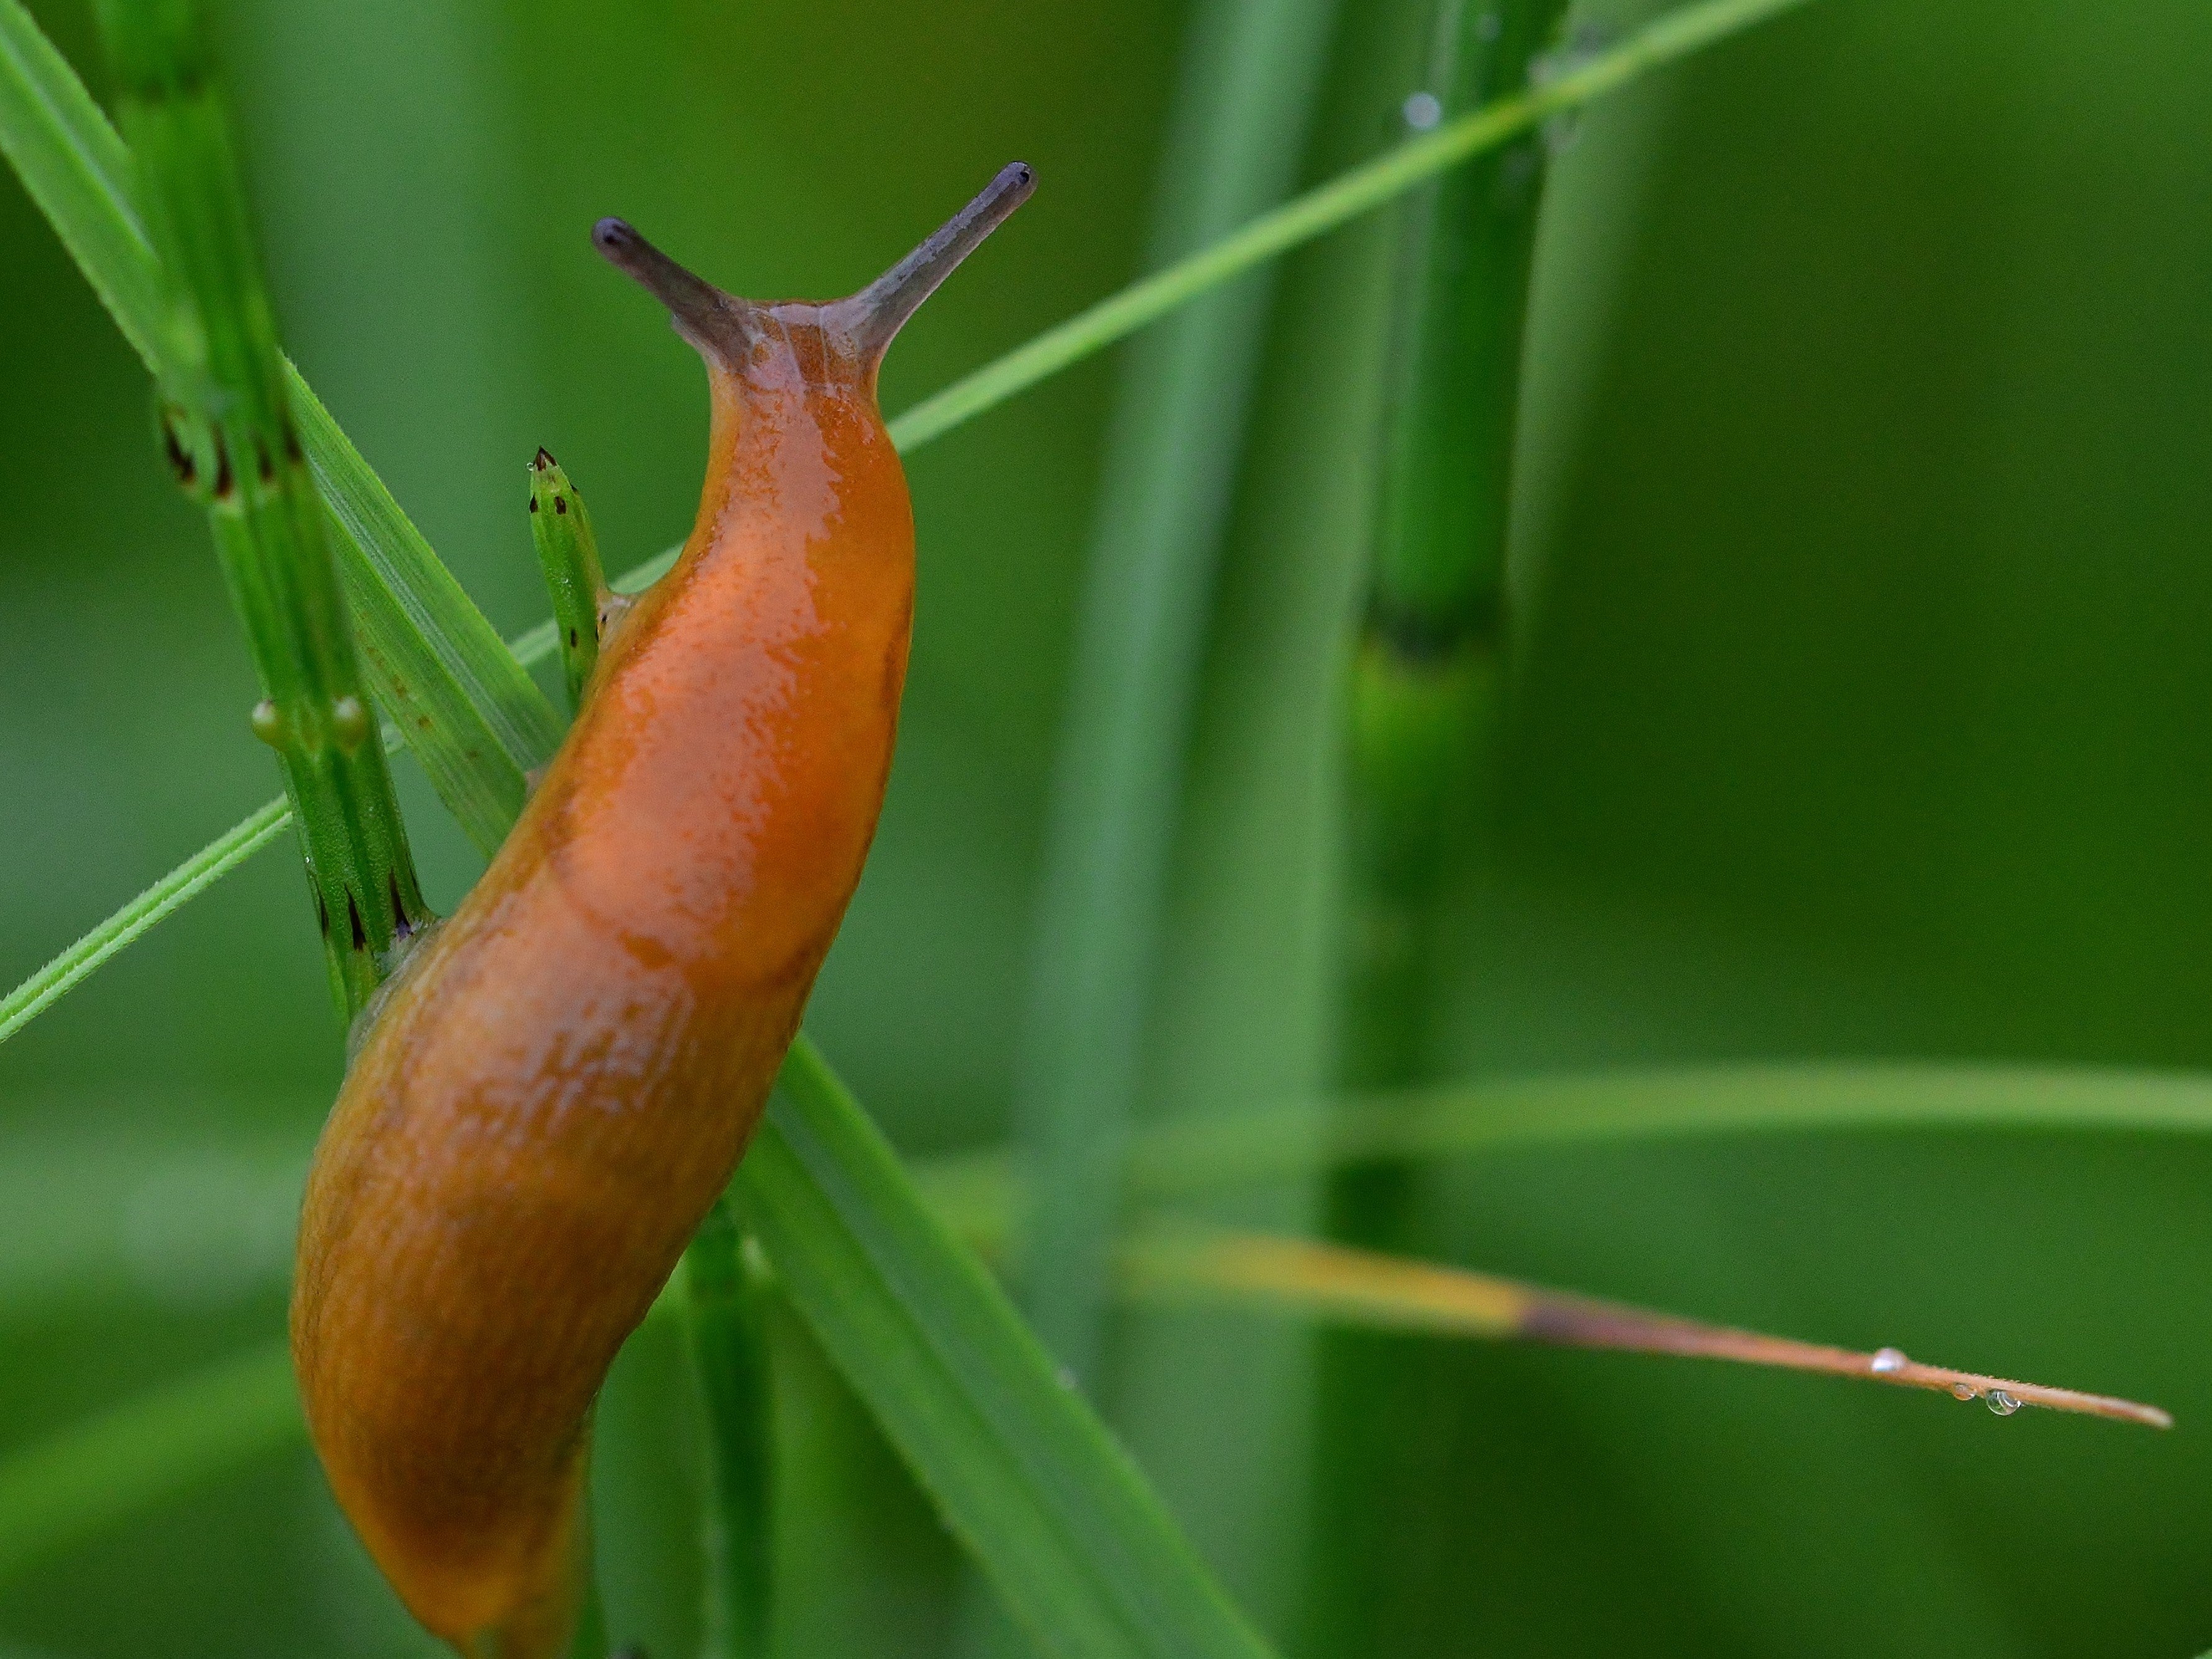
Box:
290 165 1032 1659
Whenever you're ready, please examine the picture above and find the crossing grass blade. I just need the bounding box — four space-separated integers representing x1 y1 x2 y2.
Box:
916 1061 2212 1237
741 1038 1275 1659
0 798 288 1046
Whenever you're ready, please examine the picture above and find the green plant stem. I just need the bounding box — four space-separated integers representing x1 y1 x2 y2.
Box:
0 0 562 856
1338 0 1565 1092
0 0 1821 1046
528 448 611 712
1312 0 1568 1651
94 0 425 1017
1013 0 1343 1391
680 1200 774 1659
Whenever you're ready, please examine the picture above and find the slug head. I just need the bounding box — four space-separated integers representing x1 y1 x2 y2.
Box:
592 162 1034 394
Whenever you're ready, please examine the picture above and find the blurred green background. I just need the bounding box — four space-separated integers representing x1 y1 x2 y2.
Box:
4 0 2210 1655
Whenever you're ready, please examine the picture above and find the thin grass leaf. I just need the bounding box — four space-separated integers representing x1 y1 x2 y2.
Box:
0 1341 297 1586
914 1062 2212 1237
1121 1227 2172 1428
0 0 1820 1043
739 1038 1274 1659
0 798 287 1045
0 0 154 348
1123 1061 2212 1196
0 0 560 852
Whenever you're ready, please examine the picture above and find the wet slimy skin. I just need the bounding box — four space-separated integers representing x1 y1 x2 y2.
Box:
290 164 1033 1659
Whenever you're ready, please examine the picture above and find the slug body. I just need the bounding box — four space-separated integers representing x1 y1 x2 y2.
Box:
290 165 1032 1659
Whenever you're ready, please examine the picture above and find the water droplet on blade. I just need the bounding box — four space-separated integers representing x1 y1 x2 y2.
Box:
1951 1382 1978 1402
1402 92 1443 131
1987 1389 2020 1417
1870 1347 1908 1375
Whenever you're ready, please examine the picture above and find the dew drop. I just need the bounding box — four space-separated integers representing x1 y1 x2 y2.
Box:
1869 1347 1908 1375
1987 1389 2020 1418
1951 1382 1978 1402
1402 91 1443 131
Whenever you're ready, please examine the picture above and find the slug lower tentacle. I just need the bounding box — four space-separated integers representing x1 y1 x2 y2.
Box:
290 162 1034 1659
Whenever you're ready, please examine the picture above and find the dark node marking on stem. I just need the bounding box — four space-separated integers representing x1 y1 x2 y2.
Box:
554 496 568 515
254 435 276 486
315 890 331 938
1363 587 1502 666
529 496 539 514
211 433 236 502
160 410 197 490
568 627 579 648
283 418 304 464
346 890 368 952
388 869 415 938
534 445 555 471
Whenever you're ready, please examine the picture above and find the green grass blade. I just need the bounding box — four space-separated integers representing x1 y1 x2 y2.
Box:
1012 0 1344 1390
919 1062 2212 1239
0 0 156 355
0 0 1818 1042
0 1341 298 1586
0 0 560 852
740 1038 1274 1659
1127 1062 2212 1196
287 373 562 846
0 797 288 1045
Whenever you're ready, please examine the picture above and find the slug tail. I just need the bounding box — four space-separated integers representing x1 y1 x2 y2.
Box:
833 162 1035 363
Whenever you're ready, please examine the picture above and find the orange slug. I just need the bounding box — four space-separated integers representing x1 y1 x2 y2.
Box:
290 162 1034 1659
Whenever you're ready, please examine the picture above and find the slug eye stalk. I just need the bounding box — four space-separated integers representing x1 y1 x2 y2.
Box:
833 161 1036 358
593 161 1035 372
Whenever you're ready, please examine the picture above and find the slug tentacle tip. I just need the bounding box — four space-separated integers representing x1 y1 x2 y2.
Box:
593 216 756 362
835 160 1035 361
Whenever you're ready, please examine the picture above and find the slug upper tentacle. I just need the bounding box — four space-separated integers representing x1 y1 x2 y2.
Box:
290 163 1034 1659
